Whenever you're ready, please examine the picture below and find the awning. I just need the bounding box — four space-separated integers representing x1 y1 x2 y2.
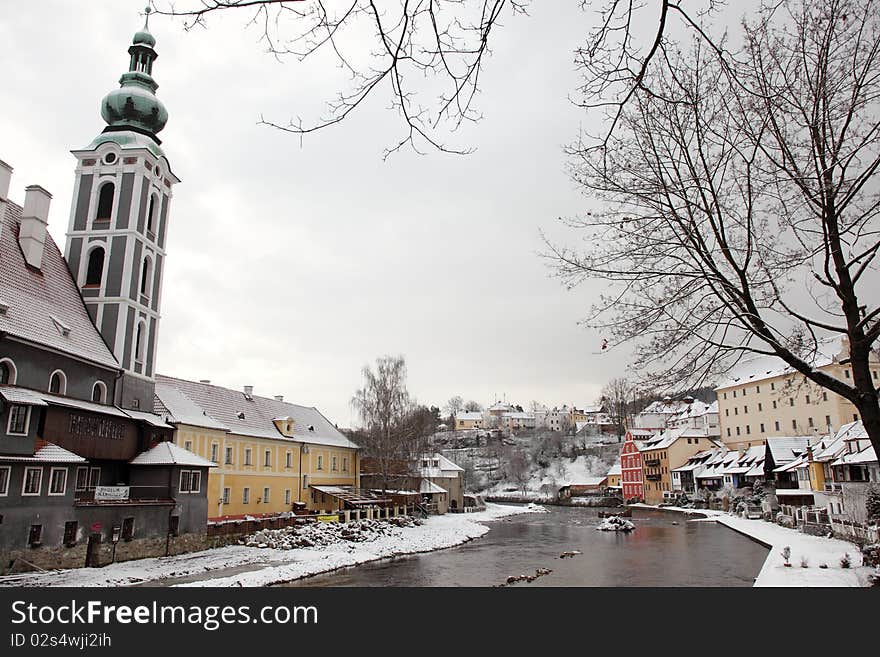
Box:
419 479 448 495
0 387 48 406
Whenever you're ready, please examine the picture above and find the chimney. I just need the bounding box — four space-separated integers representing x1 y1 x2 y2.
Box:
199 379 211 384
274 395 283 402
19 185 52 270
0 159 12 243
243 385 253 396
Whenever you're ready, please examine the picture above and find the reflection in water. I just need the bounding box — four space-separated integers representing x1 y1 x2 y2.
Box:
281 506 768 587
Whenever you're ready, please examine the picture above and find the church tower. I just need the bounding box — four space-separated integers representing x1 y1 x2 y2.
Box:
64 10 180 411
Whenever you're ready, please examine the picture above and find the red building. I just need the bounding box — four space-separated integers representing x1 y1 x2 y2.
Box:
620 429 652 501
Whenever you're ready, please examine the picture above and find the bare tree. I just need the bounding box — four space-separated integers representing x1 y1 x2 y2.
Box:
151 1 728 155
152 0 528 157
352 355 424 491
464 400 484 412
601 377 634 439
505 447 530 494
444 395 464 430
546 0 880 453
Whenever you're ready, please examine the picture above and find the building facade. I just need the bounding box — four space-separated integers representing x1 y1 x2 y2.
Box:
154 376 360 519
0 20 212 575
716 339 878 449
640 429 722 505
620 429 651 501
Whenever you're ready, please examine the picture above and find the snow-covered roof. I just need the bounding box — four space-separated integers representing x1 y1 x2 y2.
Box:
419 479 448 494
831 445 877 467
715 336 850 390
0 442 86 463
606 463 622 476
155 375 358 450
420 452 464 477
639 399 693 415
671 401 718 421
0 201 120 371
0 386 48 406
765 436 811 465
455 411 484 421
129 441 217 467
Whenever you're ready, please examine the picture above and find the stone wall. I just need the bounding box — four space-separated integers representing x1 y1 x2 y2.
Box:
1 532 207 575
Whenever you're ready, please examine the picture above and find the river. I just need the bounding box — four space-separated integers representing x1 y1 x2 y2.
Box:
280 505 769 587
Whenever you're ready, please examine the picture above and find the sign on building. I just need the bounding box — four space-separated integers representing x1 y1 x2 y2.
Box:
94 486 130 501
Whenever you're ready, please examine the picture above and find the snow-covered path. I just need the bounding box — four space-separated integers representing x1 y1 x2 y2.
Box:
0 503 545 588
631 504 867 587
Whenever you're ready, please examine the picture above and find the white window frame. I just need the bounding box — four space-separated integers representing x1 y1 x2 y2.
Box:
242 487 250 504
316 455 323 470
22 466 43 496
0 465 10 496
285 451 292 468
91 381 107 403
0 358 17 385
48 369 67 395
244 448 252 466
210 443 219 463
224 446 233 465
262 486 270 503
189 470 201 494
48 467 68 496
75 466 89 492
264 449 271 467
179 470 192 493
222 487 231 505
6 404 31 436
285 489 291 505
184 440 193 452
88 467 101 490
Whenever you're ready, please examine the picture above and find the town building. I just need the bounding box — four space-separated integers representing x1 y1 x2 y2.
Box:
605 462 622 493
620 429 652 501
715 338 878 449
154 376 360 519
668 400 720 437
633 397 694 431
359 452 465 514
454 411 484 431
0 18 212 574
639 428 722 504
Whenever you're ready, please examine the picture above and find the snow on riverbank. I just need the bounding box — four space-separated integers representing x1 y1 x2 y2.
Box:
633 504 870 587
0 503 543 588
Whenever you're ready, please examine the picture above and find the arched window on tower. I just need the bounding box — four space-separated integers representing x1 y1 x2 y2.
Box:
146 194 157 237
0 358 16 385
140 257 152 301
85 248 105 287
134 322 146 364
96 182 115 222
48 370 67 395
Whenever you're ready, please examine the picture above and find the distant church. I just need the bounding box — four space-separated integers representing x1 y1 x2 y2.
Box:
0 15 212 574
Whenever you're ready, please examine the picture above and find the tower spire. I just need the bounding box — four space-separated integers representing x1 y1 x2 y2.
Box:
100 10 167 142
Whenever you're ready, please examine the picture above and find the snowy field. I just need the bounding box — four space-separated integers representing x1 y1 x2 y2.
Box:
634 504 874 587
0 503 545 588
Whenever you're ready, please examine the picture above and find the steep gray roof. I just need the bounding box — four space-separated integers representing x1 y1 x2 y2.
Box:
0 201 118 370
154 375 359 450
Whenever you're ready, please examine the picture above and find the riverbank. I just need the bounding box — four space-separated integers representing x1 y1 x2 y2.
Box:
0 503 545 588
630 504 874 587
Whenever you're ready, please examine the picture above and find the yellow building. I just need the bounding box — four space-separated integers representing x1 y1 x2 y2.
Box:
455 411 484 430
716 338 879 450
640 429 722 505
154 375 359 519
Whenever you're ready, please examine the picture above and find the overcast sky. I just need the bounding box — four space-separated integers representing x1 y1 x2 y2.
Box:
0 1 666 425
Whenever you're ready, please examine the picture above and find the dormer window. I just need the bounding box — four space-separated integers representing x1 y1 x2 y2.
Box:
0 359 16 385
96 182 115 222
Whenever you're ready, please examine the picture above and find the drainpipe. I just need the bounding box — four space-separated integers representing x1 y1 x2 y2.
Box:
165 466 174 556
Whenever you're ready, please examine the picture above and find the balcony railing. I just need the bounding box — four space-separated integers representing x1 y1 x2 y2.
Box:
644 458 661 467
645 473 662 481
